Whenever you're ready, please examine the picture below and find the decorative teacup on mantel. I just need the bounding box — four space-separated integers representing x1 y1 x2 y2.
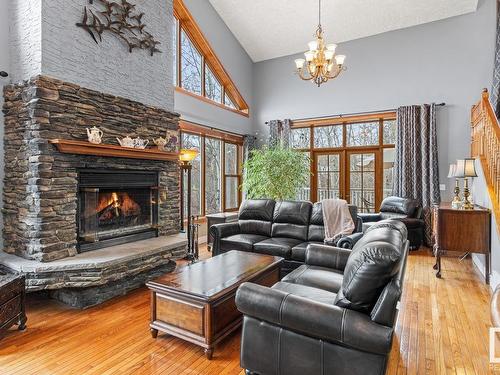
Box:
116 136 135 148
86 126 103 144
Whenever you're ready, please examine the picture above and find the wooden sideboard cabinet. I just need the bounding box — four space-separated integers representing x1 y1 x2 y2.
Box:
433 203 491 283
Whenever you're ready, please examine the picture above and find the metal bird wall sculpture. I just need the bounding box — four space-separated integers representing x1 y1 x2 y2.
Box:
76 0 161 56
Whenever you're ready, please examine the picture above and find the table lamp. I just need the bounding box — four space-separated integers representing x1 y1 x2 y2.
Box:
447 163 461 209
455 158 477 210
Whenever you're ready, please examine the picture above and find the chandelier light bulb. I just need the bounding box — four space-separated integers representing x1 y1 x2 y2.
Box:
294 58 305 69
326 43 337 52
308 40 319 51
304 51 315 62
335 54 346 65
324 50 334 61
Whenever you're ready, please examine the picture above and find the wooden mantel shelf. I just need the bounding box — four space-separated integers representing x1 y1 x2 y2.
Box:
49 139 179 161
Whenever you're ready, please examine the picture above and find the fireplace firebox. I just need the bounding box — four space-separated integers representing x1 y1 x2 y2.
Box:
78 170 159 252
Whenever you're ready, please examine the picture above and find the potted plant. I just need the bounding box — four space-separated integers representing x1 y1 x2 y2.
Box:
242 146 310 200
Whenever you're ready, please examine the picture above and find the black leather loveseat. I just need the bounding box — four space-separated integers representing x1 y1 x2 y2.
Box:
236 220 409 375
360 196 424 249
210 199 362 275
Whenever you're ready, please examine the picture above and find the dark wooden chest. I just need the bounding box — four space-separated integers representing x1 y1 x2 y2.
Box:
0 265 27 337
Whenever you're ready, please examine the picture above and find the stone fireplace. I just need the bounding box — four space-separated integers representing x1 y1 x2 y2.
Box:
0 75 186 307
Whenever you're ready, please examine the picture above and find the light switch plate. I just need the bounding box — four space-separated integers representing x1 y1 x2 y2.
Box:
439 184 446 191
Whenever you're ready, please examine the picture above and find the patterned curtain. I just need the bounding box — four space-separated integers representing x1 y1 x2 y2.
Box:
268 120 280 148
492 0 500 118
267 119 292 148
393 104 440 246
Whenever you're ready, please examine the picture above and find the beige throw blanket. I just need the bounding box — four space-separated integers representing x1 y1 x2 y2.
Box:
322 199 355 245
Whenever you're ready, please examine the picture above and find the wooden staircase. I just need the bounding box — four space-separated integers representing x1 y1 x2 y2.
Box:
471 89 500 234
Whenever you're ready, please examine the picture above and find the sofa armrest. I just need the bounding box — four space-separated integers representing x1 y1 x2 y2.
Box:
236 282 394 355
398 217 425 228
209 222 240 256
305 243 351 271
337 232 364 249
359 213 382 223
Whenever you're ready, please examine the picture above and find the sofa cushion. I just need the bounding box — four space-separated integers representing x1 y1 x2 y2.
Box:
308 202 325 241
238 199 275 236
220 234 270 252
282 264 344 294
253 237 302 259
271 201 312 241
291 241 323 262
272 281 337 305
334 220 405 314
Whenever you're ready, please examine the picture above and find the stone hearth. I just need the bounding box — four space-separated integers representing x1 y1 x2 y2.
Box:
1 75 185 306
0 235 186 308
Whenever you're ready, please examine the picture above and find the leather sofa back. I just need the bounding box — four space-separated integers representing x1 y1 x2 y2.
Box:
308 202 360 241
238 199 276 236
334 220 407 314
379 196 421 219
271 201 312 241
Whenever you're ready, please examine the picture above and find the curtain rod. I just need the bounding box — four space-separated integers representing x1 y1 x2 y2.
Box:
180 118 246 138
265 103 446 124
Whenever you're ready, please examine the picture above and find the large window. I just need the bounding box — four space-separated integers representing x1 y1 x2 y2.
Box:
180 30 202 95
291 114 396 212
181 123 242 218
173 2 249 115
181 133 202 217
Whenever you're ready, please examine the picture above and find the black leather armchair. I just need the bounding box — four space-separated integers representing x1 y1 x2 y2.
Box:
210 199 363 275
360 196 424 249
236 220 409 375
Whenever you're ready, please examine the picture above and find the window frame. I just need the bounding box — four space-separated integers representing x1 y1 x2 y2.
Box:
291 112 396 210
173 0 249 117
180 121 243 219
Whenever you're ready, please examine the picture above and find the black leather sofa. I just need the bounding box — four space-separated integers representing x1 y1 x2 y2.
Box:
360 196 424 249
210 199 363 275
235 220 409 375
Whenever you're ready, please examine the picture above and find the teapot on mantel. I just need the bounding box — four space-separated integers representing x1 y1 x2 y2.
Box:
153 136 167 150
86 126 103 144
134 137 149 149
116 136 135 148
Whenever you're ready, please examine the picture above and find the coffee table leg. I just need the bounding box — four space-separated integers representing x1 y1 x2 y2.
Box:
204 347 213 360
150 328 158 338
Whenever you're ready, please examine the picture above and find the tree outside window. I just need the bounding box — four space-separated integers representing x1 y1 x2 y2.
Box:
180 30 202 95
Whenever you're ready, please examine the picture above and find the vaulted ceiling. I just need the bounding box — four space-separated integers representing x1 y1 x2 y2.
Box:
209 0 479 62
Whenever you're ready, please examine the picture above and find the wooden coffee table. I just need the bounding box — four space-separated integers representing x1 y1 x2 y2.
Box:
146 250 282 359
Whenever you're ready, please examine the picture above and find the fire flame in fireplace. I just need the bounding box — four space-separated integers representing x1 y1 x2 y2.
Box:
97 191 141 222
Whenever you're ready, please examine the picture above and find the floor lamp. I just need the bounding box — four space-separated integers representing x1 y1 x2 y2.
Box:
179 149 199 262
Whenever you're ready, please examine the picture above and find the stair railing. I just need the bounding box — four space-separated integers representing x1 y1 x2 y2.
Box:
471 89 500 234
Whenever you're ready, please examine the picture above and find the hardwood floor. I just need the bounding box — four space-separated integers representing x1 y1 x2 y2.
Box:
0 248 496 375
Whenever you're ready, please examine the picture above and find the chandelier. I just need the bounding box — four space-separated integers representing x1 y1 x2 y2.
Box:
294 0 346 87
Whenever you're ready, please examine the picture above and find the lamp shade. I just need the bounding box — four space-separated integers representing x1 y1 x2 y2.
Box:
447 163 457 178
179 149 199 163
455 158 477 178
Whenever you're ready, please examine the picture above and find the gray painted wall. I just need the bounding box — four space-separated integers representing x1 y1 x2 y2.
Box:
253 0 496 200
472 162 500 289
9 0 174 111
42 0 174 111
174 0 254 135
